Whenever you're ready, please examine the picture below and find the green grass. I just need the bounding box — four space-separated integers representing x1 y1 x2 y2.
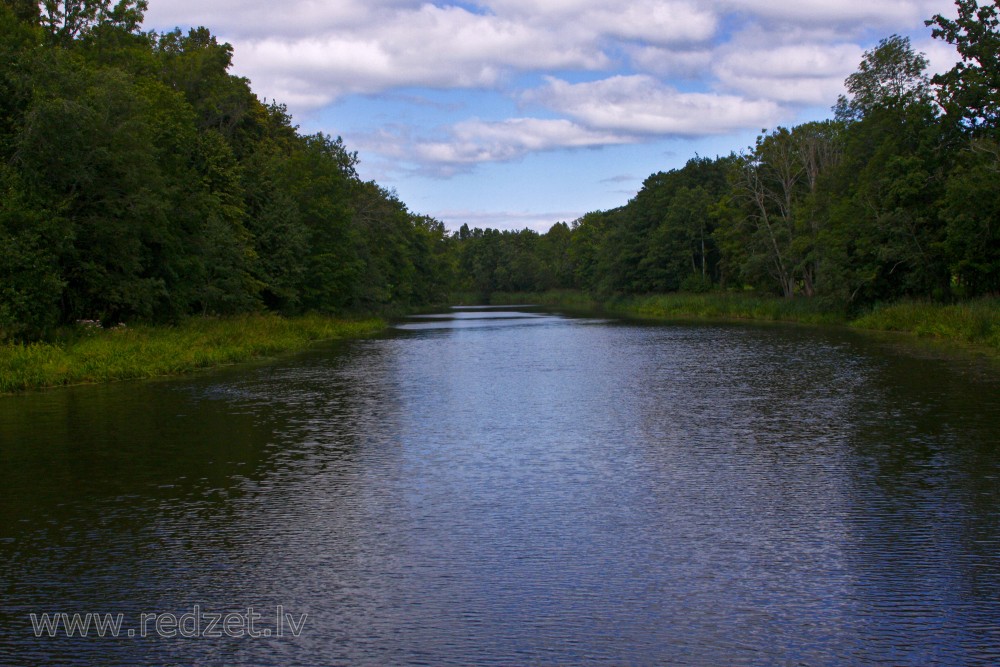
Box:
607 292 847 326
6 295 996 393
0 314 385 393
477 289 1000 355
850 298 1000 352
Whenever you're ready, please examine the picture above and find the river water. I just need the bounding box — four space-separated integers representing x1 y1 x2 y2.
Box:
1 307 998 665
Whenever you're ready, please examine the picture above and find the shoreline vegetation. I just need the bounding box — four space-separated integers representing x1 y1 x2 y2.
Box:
0 314 385 394
4 4 999 392
480 290 1000 355
2 293 997 394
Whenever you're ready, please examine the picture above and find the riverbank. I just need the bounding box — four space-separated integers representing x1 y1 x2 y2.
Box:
0 314 385 393
485 290 1000 355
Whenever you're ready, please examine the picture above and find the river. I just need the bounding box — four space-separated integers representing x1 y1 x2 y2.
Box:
1 306 998 665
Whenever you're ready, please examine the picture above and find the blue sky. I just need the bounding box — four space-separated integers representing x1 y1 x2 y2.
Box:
143 0 960 232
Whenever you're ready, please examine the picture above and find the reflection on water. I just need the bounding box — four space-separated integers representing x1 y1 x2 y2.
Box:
1 307 998 665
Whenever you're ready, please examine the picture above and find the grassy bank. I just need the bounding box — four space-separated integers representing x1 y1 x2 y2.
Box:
478 290 1000 354
609 292 847 326
850 299 1000 352
0 314 385 394
483 290 846 324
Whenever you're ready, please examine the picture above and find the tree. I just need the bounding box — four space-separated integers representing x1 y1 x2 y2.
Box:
835 35 930 122
729 128 808 297
927 0 1000 134
40 0 146 43
538 221 575 289
0 165 66 340
2 0 40 24
154 28 265 154
939 146 1000 295
925 2 1000 297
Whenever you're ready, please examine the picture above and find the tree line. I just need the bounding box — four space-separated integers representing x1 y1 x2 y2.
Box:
2 1 997 342
1 0 455 340
452 1 999 308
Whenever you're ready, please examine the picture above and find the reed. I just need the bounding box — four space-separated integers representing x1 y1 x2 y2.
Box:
850 298 1000 351
608 292 846 326
0 314 384 393
481 290 1000 355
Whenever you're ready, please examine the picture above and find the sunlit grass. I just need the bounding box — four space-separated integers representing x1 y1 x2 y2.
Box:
0 314 384 393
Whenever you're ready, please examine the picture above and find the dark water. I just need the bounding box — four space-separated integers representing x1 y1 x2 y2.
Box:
1 307 999 666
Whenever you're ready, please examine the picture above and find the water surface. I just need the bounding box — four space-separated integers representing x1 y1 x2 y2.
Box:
1 307 998 665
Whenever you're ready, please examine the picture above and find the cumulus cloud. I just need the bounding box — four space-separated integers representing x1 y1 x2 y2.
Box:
229 4 609 107
716 0 949 28
357 118 635 176
142 0 959 172
916 37 961 77
525 75 783 136
625 45 715 79
713 43 864 105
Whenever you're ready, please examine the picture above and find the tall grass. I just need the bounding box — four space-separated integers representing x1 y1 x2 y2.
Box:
479 289 1000 355
608 292 847 326
851 298 1000 351
0 314 384 393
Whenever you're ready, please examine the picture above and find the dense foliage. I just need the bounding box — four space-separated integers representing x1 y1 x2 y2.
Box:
2 1 997 342
453 3 999 307
0 0 453 340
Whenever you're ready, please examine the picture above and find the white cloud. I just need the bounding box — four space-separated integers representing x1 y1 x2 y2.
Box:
626 45 715 79
145 0 418 38
713 43 864 105
223 3 611 108
916 37 961 77
357 118 635 175
526 75 783 136
144 1 956 108
717 0 950 28
141 0 960 175
580 1 718 46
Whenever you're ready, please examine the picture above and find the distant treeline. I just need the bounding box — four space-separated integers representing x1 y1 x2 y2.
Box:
2 1 998 343
452 1 1000 307
1 0 454 340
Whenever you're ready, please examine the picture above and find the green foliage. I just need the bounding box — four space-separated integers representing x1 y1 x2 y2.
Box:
835 35 930 122
2 0 997 358
40 0 147 43
445 11 994 318
851 298 1000 350
0 314 385 392
0 167 66 340
463 18 989 315
927 0 1000 134
938 140 1000 296
0 4 452 341
612 292 847 326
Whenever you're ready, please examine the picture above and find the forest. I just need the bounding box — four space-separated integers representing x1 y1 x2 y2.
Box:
0 0 455 341
1 0 998 343
452 1 1000 308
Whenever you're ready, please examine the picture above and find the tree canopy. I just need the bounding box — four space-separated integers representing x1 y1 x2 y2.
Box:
0 1 452 340
447 3 998 305
1 0 997 341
